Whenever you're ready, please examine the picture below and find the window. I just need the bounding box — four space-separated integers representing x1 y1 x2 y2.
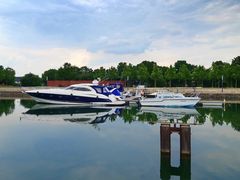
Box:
93 87 102 94
73 87 91 91
163 96 173 98
65 86 75 90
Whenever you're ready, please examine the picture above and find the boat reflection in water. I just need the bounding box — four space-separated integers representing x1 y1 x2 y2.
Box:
23 104 122 124
138 106 200 125
138 106 200 180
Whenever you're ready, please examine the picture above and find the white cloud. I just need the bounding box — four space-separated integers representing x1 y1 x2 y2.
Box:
0 46 94 76
70 0 108 8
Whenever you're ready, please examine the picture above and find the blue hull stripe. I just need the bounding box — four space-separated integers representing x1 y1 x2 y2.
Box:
27 92 112 103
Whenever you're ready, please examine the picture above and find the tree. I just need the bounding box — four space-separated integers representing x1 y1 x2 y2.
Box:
106 67 119 80
58 63 80 80
21 73 42 86
210 61 229 87
0 66 15 85
174 60 196 72
151 65 164 87
42 69 58 85
79 66 93 80
136 64 149 85
140 61 157 74
231 65 240 87
165 66 176 87
178 64 191 86
192 66 206 87
117 62 128 79
93 67 106 80
3 67 15 85
0 66 4 84
231 56 240 66
121 64 132 86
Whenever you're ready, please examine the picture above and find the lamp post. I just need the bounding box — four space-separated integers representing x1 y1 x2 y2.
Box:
221 75 224 92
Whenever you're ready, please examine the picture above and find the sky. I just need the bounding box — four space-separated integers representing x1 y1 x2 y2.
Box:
0 0 239 76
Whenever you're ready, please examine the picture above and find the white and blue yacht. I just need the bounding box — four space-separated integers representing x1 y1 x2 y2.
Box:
24 83 126 106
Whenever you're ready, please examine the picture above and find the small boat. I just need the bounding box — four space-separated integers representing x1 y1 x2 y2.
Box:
139 91 200 107
24 83 126 106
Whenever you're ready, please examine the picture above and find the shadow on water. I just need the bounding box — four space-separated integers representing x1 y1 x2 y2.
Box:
0 99 15 116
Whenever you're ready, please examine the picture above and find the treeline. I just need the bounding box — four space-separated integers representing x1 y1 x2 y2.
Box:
1 56 240 87
40 56 240 87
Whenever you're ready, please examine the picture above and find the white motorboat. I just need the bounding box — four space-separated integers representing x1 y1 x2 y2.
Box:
24 83 126 106
139 91 200 107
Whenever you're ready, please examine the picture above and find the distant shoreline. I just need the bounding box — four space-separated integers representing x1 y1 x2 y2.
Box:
1 86 240 101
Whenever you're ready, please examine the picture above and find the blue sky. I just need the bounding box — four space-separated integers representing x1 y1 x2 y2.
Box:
0 0 239 75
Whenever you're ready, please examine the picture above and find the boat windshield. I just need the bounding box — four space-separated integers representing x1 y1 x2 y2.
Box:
65 86 75 90
92 86 111 96
65 86 91 91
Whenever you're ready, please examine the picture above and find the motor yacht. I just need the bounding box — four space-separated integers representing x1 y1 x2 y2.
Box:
139 91 200 107
24 83 126 106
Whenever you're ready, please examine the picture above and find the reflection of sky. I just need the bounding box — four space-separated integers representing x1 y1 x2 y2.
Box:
0 100 240 179
192 120 240 179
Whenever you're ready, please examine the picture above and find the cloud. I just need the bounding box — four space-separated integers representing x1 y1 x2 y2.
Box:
0 46 94 76
0 0 240 75
70 0 109 9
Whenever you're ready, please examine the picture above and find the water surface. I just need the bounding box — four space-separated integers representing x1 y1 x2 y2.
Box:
0 99 240 179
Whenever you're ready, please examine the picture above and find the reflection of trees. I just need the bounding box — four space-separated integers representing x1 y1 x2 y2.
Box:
197 104 240 132
0 99 15 116
20 99 36 109
137 112 158 124
195 108 207 124
119 107 139 123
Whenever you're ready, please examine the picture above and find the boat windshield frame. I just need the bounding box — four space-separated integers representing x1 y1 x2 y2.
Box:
91 85 111 96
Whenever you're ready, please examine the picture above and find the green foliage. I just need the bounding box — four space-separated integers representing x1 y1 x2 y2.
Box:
165 66 176 87
0 99 15 116
0 66 16 85
192 66 206 86
178 64 191 86
150 65 165 87
137 64 149 85
231 56 240 66
21 73 42 86
93 67 106 80
106 67 119 80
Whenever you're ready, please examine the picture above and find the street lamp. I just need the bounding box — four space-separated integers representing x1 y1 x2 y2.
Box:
221 75 224 92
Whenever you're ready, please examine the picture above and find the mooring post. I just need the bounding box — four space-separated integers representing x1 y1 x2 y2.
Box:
160 123 171 153
180 124 191 155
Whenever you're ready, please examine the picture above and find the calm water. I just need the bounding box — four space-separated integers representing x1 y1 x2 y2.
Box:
0 99 240 180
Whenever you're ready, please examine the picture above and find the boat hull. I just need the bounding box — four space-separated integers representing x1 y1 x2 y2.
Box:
140 97 200 107
26 92 126 106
